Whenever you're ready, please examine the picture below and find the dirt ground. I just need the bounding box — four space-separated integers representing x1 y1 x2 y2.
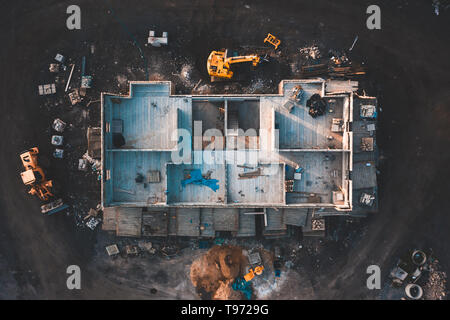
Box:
0 0 449 299
190 245 245 299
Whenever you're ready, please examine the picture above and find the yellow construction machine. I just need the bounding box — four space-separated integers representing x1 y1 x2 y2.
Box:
20 147 69 215
264 33 281 50
244 265 265 282
20 148 54 201
207 49 261 81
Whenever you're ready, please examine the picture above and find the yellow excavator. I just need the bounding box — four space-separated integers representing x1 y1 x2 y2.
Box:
20 147 54 201
207 49 261 81
20 147 69 215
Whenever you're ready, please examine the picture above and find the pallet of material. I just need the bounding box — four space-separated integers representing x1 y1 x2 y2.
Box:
302 212 326 237
329 65 366 78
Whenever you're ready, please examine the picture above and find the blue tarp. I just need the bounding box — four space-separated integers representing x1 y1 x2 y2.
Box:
232 277 252 300
181 169 219 192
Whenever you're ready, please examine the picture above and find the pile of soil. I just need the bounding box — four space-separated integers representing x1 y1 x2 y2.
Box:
190 245 247 299
423 259 448 300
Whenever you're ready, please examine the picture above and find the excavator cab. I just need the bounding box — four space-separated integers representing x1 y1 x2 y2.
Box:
20 168 44 185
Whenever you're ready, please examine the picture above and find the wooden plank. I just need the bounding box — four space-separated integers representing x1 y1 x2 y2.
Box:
284 208 308 227
142 210 168 236
102 207 117 231
265 208 286 231
236 209 256 237
200 208 215 237
116 208 142 237
87 127 101 159
176 208 200 236
213 208 239 231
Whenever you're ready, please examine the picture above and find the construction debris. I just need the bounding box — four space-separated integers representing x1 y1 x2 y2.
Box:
78 158 88 171
360 104 377 118
349 35 359 51
82 151 102 173
106 244 120 256
52 118 67 133
38 84 56 96
360 137 374 151
85 217 100 230
248 252 262 265
65 64 75 92
80 56 93 91
328 64 366 78
51 135 64 146
54 53 65 64
40 198 69 215
125 245 139 256
405 283 423 300
329 50 349 67
312 218 325 231
49 63 59 73
87 127 101 159
148 30 168 47
137 241 155 254
299 46 321 60
331 118 344 132
238 168 262 179
301 64 328 77
53 148 64 159
307 94 327 118
423 258 447 300
69 89 82 105
360 192 375 206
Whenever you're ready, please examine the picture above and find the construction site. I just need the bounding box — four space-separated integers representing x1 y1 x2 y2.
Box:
100 78 377 239
0 0 449 302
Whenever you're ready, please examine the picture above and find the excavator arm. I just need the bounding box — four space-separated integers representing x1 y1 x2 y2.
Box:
226 55 260 67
